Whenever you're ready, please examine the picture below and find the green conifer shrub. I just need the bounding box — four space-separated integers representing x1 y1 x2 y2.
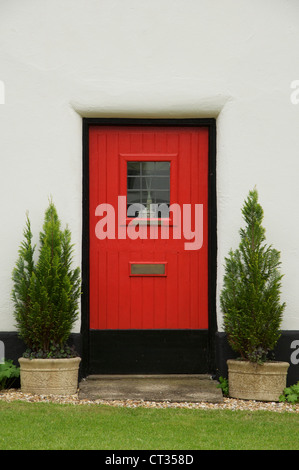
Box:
220 188 285 363
12 200 81 358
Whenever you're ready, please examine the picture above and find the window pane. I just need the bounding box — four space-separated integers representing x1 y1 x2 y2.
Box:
141 162 155 175
127 204 142 218
127 162 141 175
141 191 152 204
153 190 170 204
155 203 169 218
127 176 141 189
127 191 140 204
150 177 170 190
155 162 170 175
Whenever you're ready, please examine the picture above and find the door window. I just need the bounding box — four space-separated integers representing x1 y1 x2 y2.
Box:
127 161 170 218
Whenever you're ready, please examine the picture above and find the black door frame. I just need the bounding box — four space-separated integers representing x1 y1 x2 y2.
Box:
81 118 217 376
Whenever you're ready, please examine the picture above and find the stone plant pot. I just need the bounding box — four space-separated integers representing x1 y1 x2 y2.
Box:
227 359 289 402
19 357 81 396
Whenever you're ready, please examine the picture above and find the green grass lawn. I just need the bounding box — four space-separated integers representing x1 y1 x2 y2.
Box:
0 401 298 450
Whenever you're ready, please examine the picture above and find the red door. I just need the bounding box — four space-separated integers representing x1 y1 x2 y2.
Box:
89 126 209 333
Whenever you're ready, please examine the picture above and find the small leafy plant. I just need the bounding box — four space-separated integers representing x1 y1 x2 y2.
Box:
217 376 229 397
220 188 285 363
0 360 20 390
279 382 299 404
11 200 81 358
23 341 78 359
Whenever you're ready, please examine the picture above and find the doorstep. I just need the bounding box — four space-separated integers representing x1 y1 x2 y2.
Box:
78 374 223 403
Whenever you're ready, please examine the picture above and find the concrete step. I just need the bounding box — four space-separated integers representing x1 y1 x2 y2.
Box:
78 374 224 403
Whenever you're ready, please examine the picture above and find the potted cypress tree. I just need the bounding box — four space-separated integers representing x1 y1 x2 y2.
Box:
12 200 81 396
220 188 289 401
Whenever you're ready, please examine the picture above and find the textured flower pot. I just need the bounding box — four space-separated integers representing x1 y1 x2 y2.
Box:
19 357 81 396
227 359 289 402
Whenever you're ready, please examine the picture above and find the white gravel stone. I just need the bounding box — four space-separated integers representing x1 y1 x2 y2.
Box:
0 389 298 412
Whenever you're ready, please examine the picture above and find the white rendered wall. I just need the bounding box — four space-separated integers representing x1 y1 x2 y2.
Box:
0 0 299 332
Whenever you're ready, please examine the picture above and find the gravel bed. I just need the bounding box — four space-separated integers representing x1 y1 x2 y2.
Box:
0 389 298 412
